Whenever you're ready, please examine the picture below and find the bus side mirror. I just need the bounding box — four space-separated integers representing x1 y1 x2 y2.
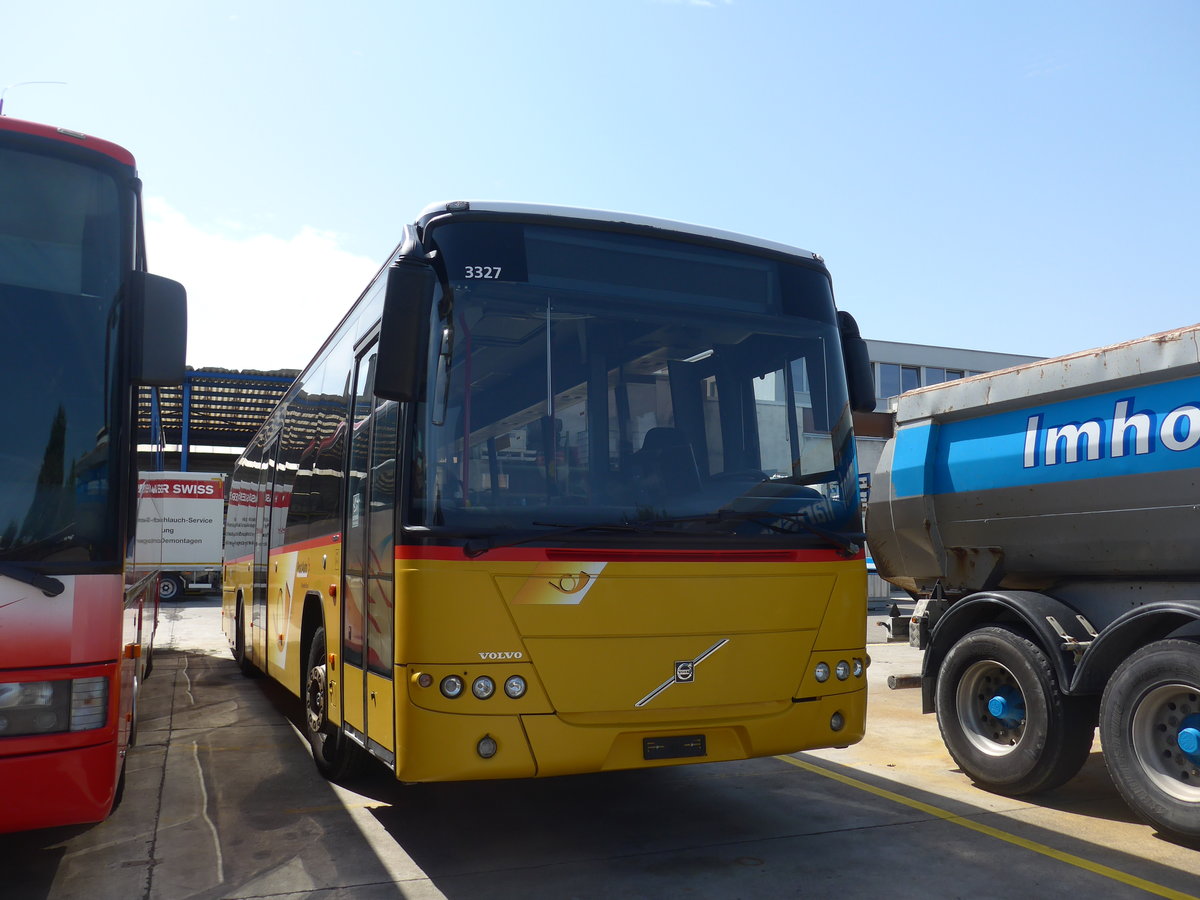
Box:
133 272 187 386
838 310 876 413
375 260 437 401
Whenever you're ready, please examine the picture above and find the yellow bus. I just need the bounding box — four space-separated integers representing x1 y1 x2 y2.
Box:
222 202 876 782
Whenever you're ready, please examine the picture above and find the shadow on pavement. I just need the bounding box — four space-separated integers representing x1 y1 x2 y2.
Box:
4 649 411 900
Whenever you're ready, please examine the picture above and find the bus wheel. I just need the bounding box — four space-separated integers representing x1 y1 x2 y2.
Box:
158 574 183 601
304 626 364 781
935 625 1095 796
1100 639 1200 841
234 601 258 677
112 677 138 812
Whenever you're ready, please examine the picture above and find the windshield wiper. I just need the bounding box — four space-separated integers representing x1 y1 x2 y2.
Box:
460 520 687 558
0 525 81 563
705 509 866 557
0 563 65 597
454 509 864 559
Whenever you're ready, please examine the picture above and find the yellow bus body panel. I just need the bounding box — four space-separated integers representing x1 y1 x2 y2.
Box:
393 554 866 782
231 541 866 782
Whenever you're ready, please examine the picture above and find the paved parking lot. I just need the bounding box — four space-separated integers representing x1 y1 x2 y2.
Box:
6 596 1199 899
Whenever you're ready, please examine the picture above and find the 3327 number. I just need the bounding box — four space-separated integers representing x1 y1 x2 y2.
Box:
464 266 502 279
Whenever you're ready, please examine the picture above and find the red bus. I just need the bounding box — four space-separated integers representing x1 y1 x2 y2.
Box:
0 116 186 832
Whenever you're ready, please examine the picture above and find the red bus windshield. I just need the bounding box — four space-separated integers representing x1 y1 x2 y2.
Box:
0 136 132 567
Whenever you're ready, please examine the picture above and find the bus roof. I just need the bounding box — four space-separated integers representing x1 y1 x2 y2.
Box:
417 200 825 264
0 116 136 168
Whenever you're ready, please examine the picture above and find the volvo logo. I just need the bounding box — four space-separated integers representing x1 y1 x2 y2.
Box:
635 639 729 707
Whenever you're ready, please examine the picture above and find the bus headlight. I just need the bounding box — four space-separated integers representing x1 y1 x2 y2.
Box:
0 681 54 708
835 660 851 681
0 677 107 736
471 676 496 700
814 662 831 683
503 675 527 699
440 675 465 699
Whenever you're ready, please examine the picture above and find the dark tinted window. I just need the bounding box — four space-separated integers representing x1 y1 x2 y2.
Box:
0 143 127 565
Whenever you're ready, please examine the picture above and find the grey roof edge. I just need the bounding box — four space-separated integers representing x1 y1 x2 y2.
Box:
894 323 1200 424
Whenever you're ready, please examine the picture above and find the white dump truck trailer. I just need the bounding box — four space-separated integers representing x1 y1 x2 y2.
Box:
136 472 226 600
868 324 1200 840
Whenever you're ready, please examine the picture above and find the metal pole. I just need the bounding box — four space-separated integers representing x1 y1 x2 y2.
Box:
181 377 192 472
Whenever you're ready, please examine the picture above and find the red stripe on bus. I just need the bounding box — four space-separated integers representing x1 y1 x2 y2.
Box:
0 117 137 167
237 536 858 564
394 546 859 563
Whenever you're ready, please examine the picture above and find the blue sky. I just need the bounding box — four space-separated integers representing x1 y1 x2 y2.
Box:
5 1 1197 370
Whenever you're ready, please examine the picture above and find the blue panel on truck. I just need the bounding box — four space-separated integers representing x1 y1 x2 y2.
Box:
892 374 1200 499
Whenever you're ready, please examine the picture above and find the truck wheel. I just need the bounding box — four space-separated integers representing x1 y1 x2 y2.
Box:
304 626 365 781
158 574 183 601
936 625 1095 795
1099 639 1200 840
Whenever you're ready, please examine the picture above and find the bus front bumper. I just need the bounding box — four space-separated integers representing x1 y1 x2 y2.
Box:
393 687 866 783
0 741 120 833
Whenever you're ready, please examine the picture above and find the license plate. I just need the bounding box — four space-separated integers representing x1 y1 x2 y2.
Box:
643 734 706 760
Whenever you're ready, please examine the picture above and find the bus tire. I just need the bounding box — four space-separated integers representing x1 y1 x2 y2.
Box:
935 625 1095 796
112 766 127 812
128 675 139 748
158 574 183 602
112 678 138 812
233 600 259 677
1099 639 1200 841
305 626 365 781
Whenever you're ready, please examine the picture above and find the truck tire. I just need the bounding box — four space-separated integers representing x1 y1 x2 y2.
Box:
158 574 183 601
304 626 365 781
1099 639 1200 840
935 625 1095 795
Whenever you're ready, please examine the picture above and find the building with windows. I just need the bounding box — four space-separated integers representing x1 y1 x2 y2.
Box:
856 339 1043 482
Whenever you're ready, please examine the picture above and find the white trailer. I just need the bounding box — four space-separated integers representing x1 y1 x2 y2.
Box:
136 472 226 600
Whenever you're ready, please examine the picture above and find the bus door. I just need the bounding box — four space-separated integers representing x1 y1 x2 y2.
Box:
249 436 276 668
341 342 399 766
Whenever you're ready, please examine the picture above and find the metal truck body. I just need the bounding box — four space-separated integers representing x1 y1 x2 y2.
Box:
869 324 1200 840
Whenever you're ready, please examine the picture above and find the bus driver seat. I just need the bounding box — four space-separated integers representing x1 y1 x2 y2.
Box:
631 427 701 500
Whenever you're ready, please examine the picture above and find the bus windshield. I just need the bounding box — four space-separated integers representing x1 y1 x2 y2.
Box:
0 143 127 565
410 221 860 546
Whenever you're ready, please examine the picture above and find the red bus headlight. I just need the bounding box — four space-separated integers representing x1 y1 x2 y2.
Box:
0 677 108 736
0 680 68 736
